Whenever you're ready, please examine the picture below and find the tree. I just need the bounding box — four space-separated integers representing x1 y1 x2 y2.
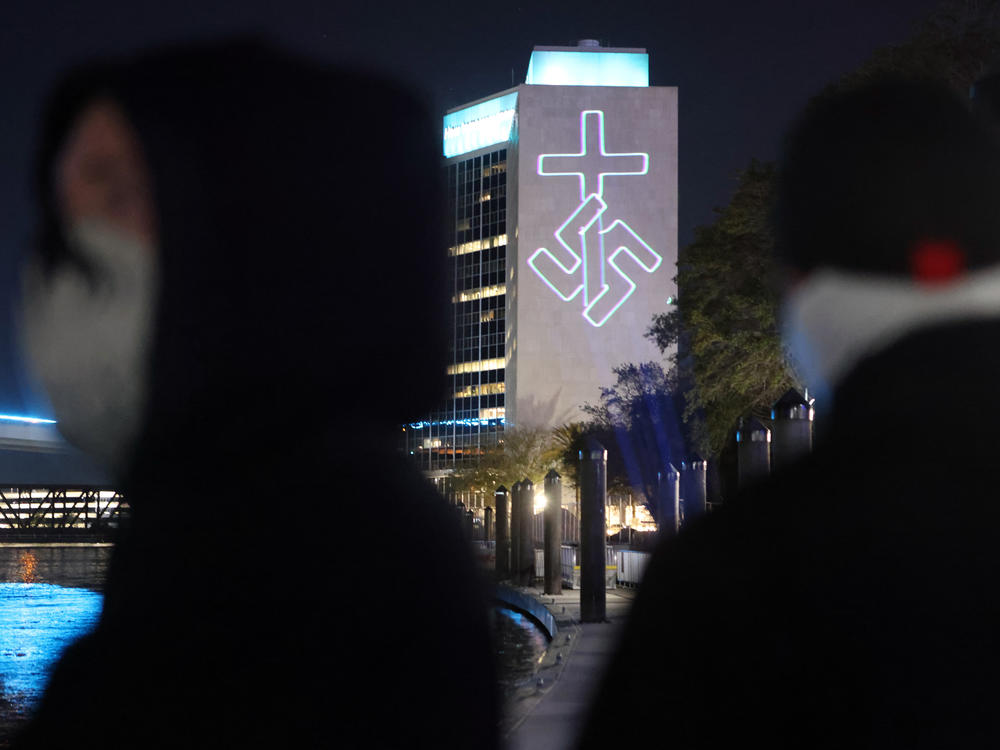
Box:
649 160 798 459
450 425 557 496
580 362 689 511
550 422 590 490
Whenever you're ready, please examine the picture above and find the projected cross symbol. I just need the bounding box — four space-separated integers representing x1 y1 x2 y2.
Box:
529 110 660 327
537 111 648 201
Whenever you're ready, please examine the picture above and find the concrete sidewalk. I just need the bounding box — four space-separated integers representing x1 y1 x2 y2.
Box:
501 587 635 750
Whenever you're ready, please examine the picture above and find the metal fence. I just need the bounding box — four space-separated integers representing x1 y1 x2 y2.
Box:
614 548 651 587
474 538 653 589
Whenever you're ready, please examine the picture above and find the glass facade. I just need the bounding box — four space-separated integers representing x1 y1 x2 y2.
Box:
405 148 508 473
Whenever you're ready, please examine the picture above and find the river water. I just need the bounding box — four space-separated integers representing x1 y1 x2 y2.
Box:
0 545 110 742
0 544 549 741
493 606 550 699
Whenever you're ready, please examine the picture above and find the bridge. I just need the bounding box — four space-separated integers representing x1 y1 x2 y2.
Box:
0 416 126 541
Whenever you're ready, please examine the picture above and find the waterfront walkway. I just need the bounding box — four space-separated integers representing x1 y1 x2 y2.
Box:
501 586 635 750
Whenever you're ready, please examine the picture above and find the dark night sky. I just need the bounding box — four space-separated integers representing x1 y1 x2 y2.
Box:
0 0 942 416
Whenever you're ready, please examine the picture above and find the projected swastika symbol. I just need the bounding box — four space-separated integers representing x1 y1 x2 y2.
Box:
531 110 659 327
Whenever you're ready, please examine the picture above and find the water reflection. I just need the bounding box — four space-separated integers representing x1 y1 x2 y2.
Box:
0 545 109 738
0 545 112 591
0 584 102 703
493 606 549 699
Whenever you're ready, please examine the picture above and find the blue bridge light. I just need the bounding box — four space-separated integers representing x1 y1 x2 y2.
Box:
0 414 56 425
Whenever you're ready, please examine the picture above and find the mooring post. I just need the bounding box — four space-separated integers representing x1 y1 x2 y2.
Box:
518 478 535 586
484 505 494 543
657 465 680 537
770 389 814 473
681 457 708 521
510 481 522 583
580 440 607 622
544 469 563 595
737 417 771 488
494 486 509 579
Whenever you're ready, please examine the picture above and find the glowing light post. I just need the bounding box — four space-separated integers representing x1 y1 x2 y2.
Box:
529 110 661 327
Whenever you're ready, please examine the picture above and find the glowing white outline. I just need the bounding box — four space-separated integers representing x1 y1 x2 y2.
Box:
581 219 663 327
536 110 649 201
527 195 607 302
529 109 660 327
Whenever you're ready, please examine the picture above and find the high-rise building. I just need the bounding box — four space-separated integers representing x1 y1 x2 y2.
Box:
405 41 678 482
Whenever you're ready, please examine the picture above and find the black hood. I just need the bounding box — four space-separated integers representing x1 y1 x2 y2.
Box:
34 39 448 483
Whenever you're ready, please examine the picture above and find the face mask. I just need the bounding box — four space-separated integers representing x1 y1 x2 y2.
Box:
21 219 159 477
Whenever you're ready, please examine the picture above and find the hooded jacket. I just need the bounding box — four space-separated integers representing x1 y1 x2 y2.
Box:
15 39 498 749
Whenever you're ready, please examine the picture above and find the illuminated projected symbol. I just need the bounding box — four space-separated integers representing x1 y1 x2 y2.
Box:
531 110 659 327
537 110 648 201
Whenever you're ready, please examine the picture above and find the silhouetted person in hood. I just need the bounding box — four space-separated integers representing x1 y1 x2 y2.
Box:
13 39 498 749
578 78 1000 748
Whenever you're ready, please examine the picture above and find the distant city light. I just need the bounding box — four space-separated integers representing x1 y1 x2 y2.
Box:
0 414 56 425
408 417 506 430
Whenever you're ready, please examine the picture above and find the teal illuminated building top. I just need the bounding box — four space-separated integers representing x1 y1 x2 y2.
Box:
443 91 518 159
443 41 649 158
525 43 649 87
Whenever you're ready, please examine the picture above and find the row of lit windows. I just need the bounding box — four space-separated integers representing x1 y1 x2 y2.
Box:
452 283 506 304
446 357 505 375
455 295 505 323
448 234 508 257
453 381 506 399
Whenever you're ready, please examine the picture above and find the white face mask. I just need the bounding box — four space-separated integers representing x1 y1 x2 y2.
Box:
21 219 159 477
